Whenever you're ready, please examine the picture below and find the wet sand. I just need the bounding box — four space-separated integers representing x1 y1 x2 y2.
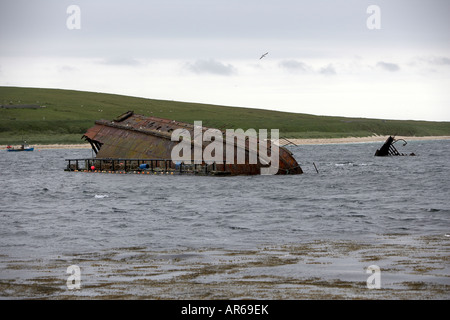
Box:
0 234 448 299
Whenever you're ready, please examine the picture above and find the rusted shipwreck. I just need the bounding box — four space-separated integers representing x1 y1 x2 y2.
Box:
66 111 303 175
375 136 415 156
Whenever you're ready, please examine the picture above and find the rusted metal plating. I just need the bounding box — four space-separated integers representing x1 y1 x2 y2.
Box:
82 111 303 175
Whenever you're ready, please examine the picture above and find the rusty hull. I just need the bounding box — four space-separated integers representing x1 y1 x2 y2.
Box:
82 111 303 175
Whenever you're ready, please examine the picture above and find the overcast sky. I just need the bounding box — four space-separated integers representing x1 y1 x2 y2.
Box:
1 0 449 121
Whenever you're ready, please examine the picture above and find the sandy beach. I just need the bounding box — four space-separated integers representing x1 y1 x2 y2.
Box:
1 135 450 150
278 135 450 146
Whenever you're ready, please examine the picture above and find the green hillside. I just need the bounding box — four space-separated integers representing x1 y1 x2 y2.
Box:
1 86 449 144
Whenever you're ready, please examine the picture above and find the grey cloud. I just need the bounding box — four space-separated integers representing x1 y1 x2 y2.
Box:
426 56 450 65
185 59 236 76
376 61 400 72
58 65 78 73
100 56 141 66
1 1 449 62
319 64 336 75
279 60 311 72
408 56 450 69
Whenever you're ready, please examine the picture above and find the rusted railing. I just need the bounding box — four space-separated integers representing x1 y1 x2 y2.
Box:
65 158 225 175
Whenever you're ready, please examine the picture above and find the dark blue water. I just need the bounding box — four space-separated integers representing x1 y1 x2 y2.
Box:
0 140 449 299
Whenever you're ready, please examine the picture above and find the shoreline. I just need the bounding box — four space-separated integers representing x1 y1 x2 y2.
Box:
1 135 450 150
0 143 92 150
278 135 450 145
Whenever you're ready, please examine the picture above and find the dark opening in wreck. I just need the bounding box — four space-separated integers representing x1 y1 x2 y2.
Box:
79 111 303 175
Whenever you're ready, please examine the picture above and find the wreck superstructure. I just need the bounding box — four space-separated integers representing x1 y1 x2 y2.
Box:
78 111 303 175
374 136 415 157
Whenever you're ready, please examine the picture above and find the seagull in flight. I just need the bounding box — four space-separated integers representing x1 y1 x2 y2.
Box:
260 52 269 60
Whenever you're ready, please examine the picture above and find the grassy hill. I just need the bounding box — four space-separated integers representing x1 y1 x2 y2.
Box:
1 86 449 144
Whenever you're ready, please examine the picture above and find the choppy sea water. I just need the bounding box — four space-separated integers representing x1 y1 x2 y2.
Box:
0 140 449 299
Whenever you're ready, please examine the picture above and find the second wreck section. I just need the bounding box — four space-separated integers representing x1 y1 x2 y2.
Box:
82 111 303 175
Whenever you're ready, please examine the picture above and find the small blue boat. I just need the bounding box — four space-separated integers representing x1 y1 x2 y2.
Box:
6 142 34 152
